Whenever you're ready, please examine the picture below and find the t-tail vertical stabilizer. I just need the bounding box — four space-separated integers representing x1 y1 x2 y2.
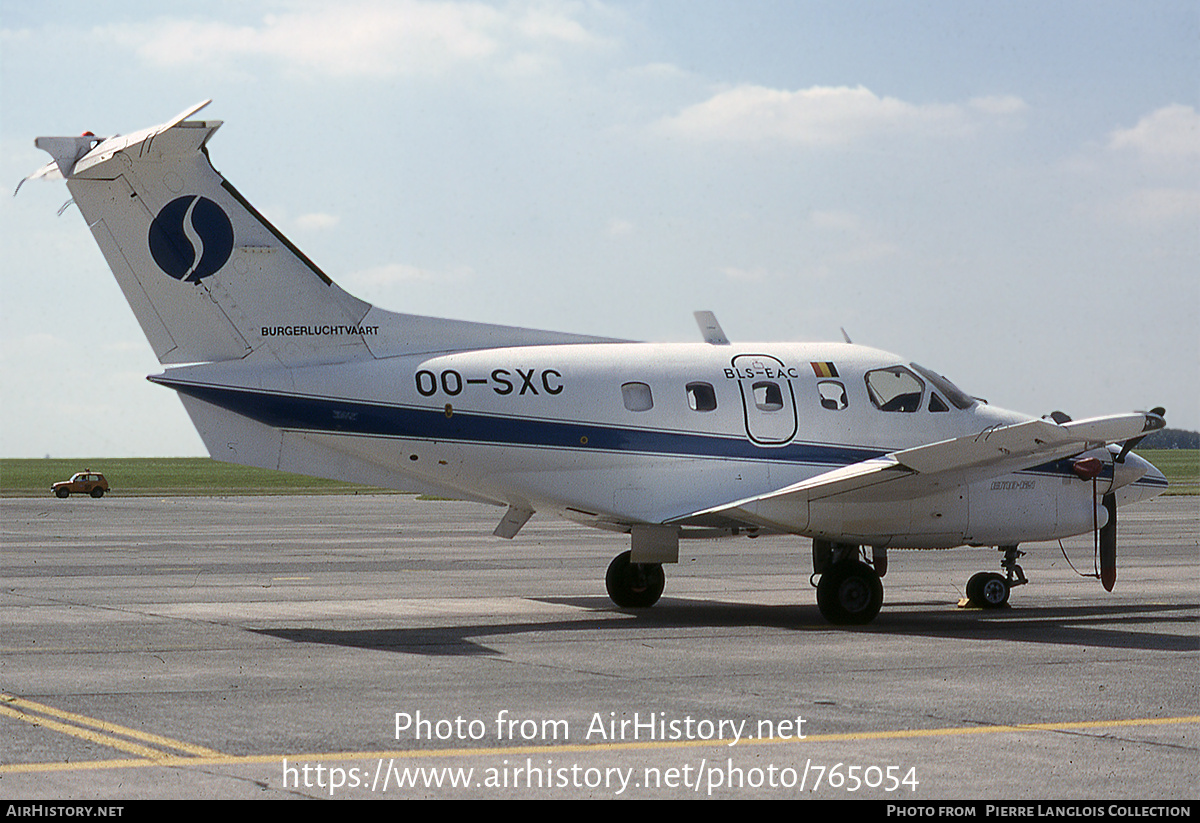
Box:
23 101 621 368
29 101 376 366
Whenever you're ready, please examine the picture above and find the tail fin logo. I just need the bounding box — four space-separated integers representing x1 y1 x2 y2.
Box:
148 195 234 282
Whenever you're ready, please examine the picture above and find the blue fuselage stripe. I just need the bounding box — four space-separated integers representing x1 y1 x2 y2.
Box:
157 379 884 466
156 379 1137 484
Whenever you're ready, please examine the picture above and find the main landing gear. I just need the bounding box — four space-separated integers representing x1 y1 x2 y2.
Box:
965 545 1028 609
605 550 665 608
812 540 885 625
816 560 884 624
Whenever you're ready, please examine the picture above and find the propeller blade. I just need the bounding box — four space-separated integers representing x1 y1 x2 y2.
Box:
1099 493 1117 591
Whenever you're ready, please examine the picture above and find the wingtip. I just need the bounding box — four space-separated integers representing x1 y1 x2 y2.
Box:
1143 408 1166 432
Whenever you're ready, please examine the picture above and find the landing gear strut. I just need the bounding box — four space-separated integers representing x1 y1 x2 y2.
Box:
605 550 665 608
965 545 1027 609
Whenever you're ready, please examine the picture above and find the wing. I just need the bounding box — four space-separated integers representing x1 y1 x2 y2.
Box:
673 411 1164 528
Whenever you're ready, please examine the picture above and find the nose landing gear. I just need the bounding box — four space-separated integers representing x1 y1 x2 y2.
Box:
965 545 1027 609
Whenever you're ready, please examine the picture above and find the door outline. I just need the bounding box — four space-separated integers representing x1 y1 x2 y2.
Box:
731 353 798 446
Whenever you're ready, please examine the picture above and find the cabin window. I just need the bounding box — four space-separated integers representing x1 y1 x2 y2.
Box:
621 382 654 412
865 367 924 412
817 380 848 411
752 381 784 412
686 382 718 412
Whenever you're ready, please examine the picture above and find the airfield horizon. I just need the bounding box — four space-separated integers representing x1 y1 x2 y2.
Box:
2 451 1197 498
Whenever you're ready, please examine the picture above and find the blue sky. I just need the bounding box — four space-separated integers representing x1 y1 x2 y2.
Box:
2 0 1196 457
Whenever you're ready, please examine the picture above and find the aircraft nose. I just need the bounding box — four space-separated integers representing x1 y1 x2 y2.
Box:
1112 452 1153 490
1109 452 1169 505
1139 455 1167 490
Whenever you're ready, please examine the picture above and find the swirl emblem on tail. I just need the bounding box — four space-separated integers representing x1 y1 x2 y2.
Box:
148 195 234 282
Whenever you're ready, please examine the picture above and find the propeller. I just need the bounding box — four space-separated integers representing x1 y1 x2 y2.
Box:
1068 406 1164 593
1071 455 1117 591
1099 492 1117 591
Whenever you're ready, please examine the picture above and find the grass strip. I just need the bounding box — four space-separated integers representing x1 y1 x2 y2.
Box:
0 457 397 497
2 450 1194 498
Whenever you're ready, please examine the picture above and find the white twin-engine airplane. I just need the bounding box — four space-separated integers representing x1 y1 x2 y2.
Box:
23 102 1169 624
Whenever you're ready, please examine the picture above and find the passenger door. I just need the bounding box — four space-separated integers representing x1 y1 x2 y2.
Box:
731 354 798 446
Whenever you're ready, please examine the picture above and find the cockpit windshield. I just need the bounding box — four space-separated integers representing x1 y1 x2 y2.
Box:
910 363 977 410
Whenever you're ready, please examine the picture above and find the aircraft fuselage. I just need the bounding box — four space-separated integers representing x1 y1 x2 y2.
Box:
152 340 1163 550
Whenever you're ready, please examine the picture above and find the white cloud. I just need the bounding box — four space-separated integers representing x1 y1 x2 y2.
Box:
624 62 693 81
1108 104 1200 162
606 218 634 237
515 4 598 44
105 0 609 78
656 84 1015 145
294 212 340 231
1083 105 1200 229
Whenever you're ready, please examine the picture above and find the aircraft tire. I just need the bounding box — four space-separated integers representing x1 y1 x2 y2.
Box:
965 572 984 605
605 550 664 608
816 561 883 625
967 572 1009 608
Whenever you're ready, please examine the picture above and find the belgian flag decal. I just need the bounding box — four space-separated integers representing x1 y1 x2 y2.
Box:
810 361 839 378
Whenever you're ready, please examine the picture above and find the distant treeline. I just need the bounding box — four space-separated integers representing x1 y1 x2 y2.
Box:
1137 428 1200 449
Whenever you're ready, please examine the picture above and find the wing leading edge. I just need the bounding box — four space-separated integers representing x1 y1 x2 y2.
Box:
673 411 1165 531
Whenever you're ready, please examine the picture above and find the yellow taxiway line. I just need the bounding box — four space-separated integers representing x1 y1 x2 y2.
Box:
1 692 1195 776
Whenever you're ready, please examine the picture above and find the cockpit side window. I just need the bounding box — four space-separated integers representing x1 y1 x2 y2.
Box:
864 367 924 412
910 363 976 410
929 392 949 412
